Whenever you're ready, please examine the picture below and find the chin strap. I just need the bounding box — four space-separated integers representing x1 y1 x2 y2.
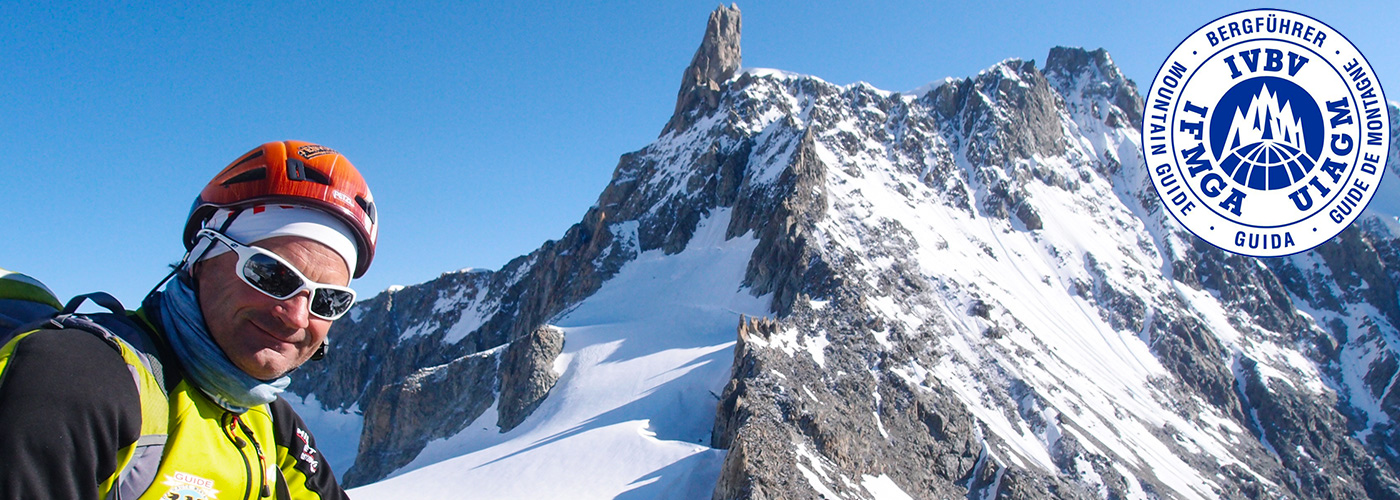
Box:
310 341 327 361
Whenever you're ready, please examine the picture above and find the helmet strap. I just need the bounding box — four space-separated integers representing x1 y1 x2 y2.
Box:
217 209 244 231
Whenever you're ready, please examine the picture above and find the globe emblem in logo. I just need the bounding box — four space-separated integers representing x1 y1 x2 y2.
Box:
1209 77 1324 191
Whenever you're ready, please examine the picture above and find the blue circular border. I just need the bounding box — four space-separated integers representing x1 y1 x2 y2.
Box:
1141 8 1390 257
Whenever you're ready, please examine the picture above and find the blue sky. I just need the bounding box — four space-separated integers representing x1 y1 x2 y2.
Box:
2 0 1395 306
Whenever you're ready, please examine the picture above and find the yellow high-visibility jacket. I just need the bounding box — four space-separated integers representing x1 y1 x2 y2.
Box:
0 296 348 500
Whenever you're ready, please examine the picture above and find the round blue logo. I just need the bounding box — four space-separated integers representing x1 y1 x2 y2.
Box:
1142 9 1389 257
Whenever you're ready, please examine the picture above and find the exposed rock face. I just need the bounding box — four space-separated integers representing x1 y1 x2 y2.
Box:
497 325 564 431
348 341 497 485
664 3 742 136
714 315 981 499
1043 47 1143 131
735 127 833 315
1265 213 1400 481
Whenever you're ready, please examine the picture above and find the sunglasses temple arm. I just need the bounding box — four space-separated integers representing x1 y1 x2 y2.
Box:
145 232 223 302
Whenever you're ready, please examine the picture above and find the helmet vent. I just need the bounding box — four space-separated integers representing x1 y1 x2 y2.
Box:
217 149 266 176
303 166 332 185
220 167 267 186
356 195 377 223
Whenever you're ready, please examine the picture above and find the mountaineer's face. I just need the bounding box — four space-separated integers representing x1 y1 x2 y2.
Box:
194 236 349 380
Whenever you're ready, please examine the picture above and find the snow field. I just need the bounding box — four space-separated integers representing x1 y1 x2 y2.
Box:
351 209 770 499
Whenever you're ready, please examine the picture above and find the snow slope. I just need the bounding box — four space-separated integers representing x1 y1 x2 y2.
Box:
351 209 770 499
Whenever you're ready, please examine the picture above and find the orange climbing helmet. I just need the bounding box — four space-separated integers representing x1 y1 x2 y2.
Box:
184 140 378 278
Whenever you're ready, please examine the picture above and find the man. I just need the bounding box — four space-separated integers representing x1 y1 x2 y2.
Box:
0 141 377 499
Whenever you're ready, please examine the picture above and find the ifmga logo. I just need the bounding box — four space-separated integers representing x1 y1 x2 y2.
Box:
1143 9 1388 257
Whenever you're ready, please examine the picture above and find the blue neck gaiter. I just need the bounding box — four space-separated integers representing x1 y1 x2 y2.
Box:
157 275 289 413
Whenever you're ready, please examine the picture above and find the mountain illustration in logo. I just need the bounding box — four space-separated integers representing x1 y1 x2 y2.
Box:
1211 76 1324 191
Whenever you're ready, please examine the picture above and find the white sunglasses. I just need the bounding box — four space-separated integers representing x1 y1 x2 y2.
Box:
197 229 357 320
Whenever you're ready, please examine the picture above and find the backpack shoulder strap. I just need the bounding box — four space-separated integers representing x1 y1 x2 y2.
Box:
50 293 172 500
55 294 173 401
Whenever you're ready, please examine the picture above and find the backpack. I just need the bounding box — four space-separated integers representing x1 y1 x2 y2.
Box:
0 267 171 500
0 267 62 334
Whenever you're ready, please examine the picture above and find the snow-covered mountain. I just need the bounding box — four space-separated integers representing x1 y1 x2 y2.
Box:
290 5 1400 499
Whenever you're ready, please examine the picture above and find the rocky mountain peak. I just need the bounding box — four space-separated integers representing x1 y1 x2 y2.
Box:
1042 46 1143 129
663 4 742 135
1043 46 1119 83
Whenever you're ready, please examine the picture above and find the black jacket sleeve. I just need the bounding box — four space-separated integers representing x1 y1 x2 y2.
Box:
270 397 352 499
0 328 142 500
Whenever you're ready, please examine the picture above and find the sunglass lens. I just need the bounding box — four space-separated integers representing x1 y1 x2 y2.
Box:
312 289 355 319
243 253 303 298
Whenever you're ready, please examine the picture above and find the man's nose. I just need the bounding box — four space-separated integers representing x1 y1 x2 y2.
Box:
272 291 312 330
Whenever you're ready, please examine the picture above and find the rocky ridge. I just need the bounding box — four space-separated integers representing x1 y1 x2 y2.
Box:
294 6 1400 498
